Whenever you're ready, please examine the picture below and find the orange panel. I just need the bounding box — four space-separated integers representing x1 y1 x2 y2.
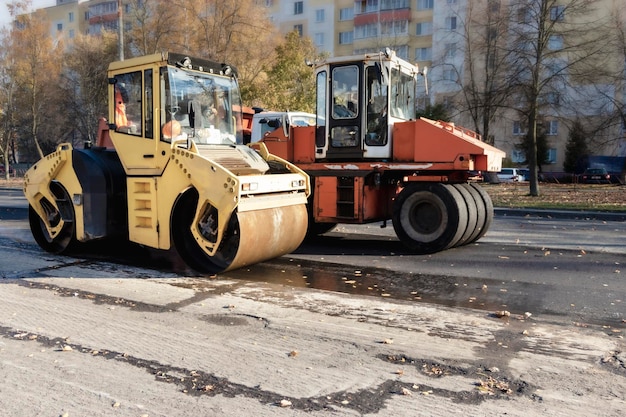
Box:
261 128 293 161
392 118 503 169
314 177 338 218
292 126 316 163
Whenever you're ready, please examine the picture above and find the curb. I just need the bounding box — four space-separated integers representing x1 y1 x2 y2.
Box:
495 207 626 222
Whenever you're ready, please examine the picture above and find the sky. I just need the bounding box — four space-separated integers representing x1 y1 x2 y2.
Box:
0 0 56 29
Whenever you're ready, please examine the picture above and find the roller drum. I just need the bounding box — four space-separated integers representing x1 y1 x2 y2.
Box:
224 204 308 271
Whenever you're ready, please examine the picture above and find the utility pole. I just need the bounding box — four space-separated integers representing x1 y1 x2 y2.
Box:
117 0 124 60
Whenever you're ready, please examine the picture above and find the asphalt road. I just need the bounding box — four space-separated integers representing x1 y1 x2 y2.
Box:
0 187 625 416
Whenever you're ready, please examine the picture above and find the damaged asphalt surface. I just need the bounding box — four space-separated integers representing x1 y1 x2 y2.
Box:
0 187 624 416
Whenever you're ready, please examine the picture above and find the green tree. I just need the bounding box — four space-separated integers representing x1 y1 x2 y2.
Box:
563 119 589 173
253 31 326 112
516 119 550 172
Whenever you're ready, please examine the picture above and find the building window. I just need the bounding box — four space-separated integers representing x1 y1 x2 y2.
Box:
339 31 353 45
447 0 458 4
315 32 324 47
395 45 409 60
546 148 557 163
417 0 434 10
446 16 457 31
355 23 378 39
511 149 526 163
69 29 75 39
548 35 563 50
513 121 527 135
294 1 303 15
339 7 354 21
443 68 458 81
382 0 409 10
546 120 558 136
68 12 74 22
265 0 273 6
57 23 63 31
315 9 325 23
294 24 303 36
415 47 432 61
381 20 408 36
517 6 531 24
544 92 561 105
416 21 433 36
550 5 565 21
445 43 457 59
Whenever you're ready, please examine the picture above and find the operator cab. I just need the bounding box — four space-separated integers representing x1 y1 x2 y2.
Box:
107 53 245 175
315 49 419 160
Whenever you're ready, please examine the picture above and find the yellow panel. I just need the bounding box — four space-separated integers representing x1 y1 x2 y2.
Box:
127 178 159 246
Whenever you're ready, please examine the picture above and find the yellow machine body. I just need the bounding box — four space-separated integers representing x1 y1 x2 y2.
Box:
24 52 310 273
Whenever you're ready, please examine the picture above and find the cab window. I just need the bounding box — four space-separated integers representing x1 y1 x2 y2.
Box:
114 71 143 136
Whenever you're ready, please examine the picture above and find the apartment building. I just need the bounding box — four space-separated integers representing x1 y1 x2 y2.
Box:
39 0 87 42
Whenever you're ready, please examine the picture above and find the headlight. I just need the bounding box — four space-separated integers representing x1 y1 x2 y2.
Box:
241 182 258 191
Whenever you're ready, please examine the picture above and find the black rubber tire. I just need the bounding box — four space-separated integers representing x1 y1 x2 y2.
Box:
468 182 494 243
28 183 76 254
460 183 487 244
392 183 468 254
171 189 238 274
306 221 338 237
451 184 478 247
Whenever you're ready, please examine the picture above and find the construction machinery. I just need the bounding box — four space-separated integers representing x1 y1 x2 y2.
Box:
23 52 310 273
251 49 505 254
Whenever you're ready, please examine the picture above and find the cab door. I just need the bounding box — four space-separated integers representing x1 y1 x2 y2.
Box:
324 64 364 160
108 67 169 175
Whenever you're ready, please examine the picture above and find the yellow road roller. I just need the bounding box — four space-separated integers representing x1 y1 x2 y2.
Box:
23 52 310 273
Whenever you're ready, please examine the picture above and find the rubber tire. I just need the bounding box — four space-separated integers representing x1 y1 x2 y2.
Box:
459 183 487 244
306 221 338 237
28 183 76 254
468 182 494 243
392 183 467 254
451 184 478 247
171 189 238 274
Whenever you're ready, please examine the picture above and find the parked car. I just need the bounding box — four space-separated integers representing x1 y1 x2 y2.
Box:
496 168 524 182
580 168 611 184
518 168 529 181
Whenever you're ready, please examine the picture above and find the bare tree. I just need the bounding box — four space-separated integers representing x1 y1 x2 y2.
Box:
7 2 64 160
124 0 280 107
126 0 188 56
0 27 18 179
59 32 119 145
458 0 516 146
505 0 608 196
